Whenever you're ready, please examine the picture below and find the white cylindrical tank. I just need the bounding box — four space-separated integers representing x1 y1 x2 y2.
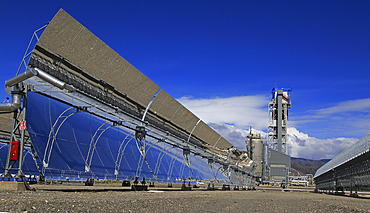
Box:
252 138 263 177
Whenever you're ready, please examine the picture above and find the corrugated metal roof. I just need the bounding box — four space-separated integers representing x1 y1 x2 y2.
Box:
314 133 370 178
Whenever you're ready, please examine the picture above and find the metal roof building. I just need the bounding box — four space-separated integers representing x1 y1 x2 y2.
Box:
314 133 370 193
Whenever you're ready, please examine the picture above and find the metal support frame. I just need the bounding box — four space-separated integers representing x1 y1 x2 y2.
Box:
2 85 28 179
16 24 47 75
134 125 158 180
141 89 160 122
276 89 283 153
1 62 257 187
134 125 146 178
182 146 196 180
85 121 112 172
268 88 291 155
167 149 183 181
153 144 173 177
0 19 260 188
114 132 135 177
43 107 78 170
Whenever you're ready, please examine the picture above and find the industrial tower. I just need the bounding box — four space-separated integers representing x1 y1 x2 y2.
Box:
268 88 291 154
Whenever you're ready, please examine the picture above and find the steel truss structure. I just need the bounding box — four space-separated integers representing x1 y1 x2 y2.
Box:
314 133 370 194
267 88 291 154
1 9 256 188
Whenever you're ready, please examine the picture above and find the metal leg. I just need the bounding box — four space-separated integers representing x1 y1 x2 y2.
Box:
2 111 18 179
2 85 28 179
15 87 28 178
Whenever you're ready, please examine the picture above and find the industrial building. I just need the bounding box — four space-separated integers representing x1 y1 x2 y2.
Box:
245 88 292 185
266 88 292 185
245 88 292 186
315 133 370 195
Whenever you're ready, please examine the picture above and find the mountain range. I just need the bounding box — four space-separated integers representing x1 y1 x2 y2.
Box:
290 157 331 176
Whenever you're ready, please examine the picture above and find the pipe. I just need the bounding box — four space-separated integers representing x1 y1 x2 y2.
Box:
33 68 75 92
1 68 75 112
0 86 22 112
36 68 65 88
6 68 75 92
5 69 37 87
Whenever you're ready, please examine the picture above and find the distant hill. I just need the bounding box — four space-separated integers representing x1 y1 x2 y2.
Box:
290 157 331 176
291 157 331 165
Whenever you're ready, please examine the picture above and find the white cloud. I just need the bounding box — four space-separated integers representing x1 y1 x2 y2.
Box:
293 98 370 139
287 127 358 160
207 123 266 151
176 95 364 160
313 98 370 115
207 123 358 160
177 95 269 130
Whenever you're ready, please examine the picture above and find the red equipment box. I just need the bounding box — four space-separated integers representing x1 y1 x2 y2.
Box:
10 141 19 161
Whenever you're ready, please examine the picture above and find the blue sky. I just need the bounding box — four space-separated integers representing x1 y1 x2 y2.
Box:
1 1 370 159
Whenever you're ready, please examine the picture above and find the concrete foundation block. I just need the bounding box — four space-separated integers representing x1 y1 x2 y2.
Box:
0 181 26 191
131 185 148 191
181 184 192 191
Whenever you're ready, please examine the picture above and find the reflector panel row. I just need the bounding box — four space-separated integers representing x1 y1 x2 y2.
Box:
150 90 199 133
32 8 234 151
36 9 159 107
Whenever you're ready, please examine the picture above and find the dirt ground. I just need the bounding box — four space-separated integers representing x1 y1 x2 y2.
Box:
0 182 369 212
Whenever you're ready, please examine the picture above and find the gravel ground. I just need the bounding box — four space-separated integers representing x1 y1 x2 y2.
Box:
0 183 369 212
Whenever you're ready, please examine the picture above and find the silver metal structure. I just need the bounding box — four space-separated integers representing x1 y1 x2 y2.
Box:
268 88 291 154
314 133 370 194
1 8 256 188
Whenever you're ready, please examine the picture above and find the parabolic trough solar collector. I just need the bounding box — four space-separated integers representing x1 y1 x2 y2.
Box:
1 9 256 185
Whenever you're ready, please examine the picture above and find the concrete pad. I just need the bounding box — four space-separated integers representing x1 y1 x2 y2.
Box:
131 185 148 191
0 181 26 191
